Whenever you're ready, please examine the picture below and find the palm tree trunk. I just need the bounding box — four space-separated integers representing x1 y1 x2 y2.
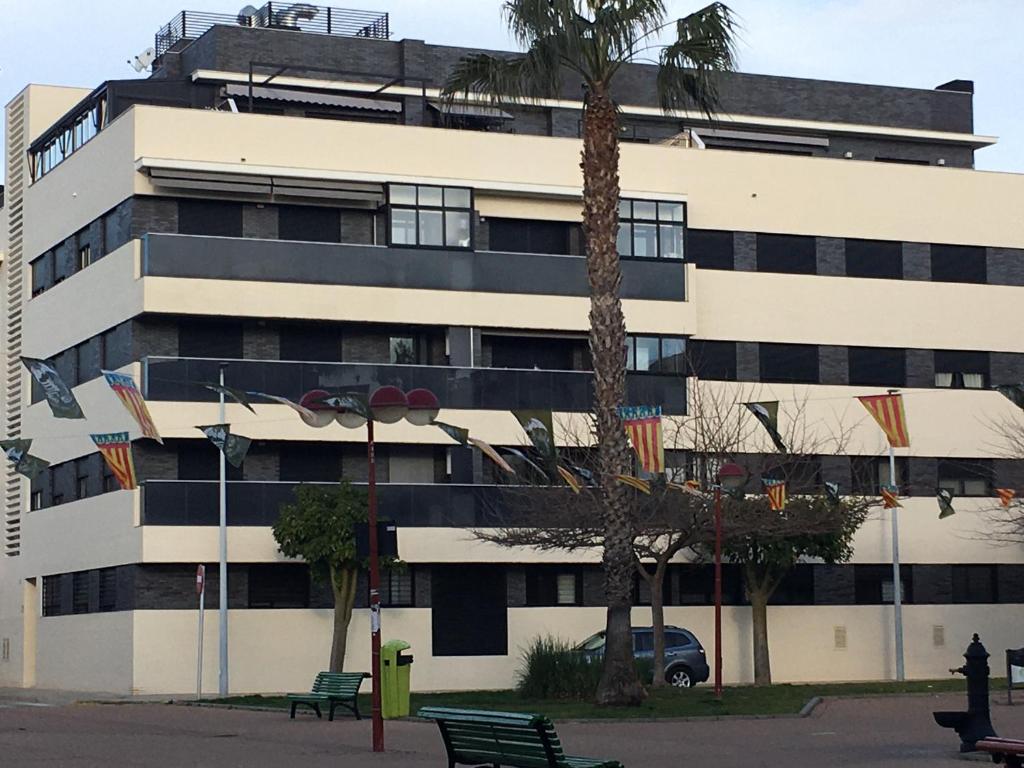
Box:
329 564 358 673
581 85 644 707
648 561 668 688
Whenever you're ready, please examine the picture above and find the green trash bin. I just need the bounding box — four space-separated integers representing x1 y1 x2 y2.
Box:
381 639 413 719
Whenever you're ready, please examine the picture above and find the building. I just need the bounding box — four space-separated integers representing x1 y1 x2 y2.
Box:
2 4 1023 695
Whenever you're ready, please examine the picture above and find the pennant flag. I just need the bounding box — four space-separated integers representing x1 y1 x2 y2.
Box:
197 424 252 468
669 480 708 499
202 383 257 414
881 487 902 509
937 488 956 519
513 410 558 467
22 357 84 419
320 393 372 420
825 481 841 505
101 370 162 443
468 437 516 475
997 488 1017 508
618 405 665 474
684 479 701 491
501 447 549 479
0 439 49 480
91 432 137 490
616 474 651 494
762 478 787 511
744 401 787 453
433 421 470 445
557 465 582 494
857 394 910 448
248 392 318 421
995 384 1024 410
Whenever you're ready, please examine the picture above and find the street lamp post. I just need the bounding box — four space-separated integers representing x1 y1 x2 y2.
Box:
304 385 440 754
713 461 747 700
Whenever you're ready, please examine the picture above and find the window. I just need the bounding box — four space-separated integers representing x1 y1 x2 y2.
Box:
388 184 473 249
30 490 43 511
389 336 417 365
931 244 986 284
102 464 118 493
72 571 90 614
98 568 117 612
280 323 342 362
381 568 414 607
952 565 997 604
279 205 341 243
851 456 907 495
625 335 686 374
77 244 92 271
42 575 62 617
76 474 89 501
666 631 693 649
763 457 822 493
178 200 244 238
935 350 988 389
686 229 733 270
525 568 581 606
178 320 244 360
488 335 584 371
672 564 744 605
31 252 55 296
768 565 815 605
848 347 906 387
278 442 340 483
686 340 737 380
247 564 310 608
845 239 902 280
938 460 992 497
855 565 912 604
487 218 574 255
633 632 654 652
759 343 819 384
756 233 816 274
617 199 685 259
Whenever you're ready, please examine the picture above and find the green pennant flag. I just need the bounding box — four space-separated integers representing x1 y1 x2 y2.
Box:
995 383 1024 410
744 401 787 453
432 421 470 445
512 410 557 471
202 383 257 414
22 357 84 419
320 393 372 419
825 481 841 505
197 424 252 468
937 488 956 519
0 439 49 480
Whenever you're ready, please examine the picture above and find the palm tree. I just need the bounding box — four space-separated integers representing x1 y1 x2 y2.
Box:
444 0 737 706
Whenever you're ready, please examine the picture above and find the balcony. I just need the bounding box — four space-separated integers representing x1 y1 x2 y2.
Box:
142 480 531 527
141 234 686 302
143 357 686 414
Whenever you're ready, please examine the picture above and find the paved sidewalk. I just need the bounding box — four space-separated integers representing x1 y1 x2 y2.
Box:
1 692 1022 766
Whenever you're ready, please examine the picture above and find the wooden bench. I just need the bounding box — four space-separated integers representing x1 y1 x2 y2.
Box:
418 706 624 768
286 671 369 721
978 737 1024 767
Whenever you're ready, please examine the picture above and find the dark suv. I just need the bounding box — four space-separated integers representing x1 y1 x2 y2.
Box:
577 625 710 688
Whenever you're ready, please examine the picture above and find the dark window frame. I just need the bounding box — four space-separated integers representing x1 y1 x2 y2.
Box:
617 199 686 260
756 232 817 275
524 566 583 607
386 183 474 251
625 334 686 375
380 566 415 608
952 564 998 604
848 347 907 388
759 343 820 384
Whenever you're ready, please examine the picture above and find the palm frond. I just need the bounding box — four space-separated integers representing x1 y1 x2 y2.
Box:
657 2 738 117
441 36 567 106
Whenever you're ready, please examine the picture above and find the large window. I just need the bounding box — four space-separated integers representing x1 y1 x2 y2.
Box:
938 459 992 497
381 567 414 607
848 347 906 387
855 565 912 604
759 343 819 384
756 233 816 275
845 239 902 280
617 199 685 259
178 200 243 238
931 244 986 284
42 575 63 617
686 340 737 381
851 456 908 495
525 567 581 606
279 205 341 243
248 564 309 608
935 350 988 389
625 335 686 374
686 229 733 270
388 184 473 249
952 565 997 604
487 218 575 255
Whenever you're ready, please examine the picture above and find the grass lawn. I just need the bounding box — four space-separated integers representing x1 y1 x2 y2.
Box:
201 677 987 720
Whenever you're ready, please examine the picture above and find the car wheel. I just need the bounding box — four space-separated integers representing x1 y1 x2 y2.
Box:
667 666 693 688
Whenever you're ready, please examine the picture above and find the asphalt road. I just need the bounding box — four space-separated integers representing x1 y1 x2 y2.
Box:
1 691 1022 766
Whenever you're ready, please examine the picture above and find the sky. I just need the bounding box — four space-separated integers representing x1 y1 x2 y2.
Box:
1 0 1022 182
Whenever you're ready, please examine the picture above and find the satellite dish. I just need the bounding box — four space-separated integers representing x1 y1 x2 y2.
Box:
128 47 156 73
237 5 259 25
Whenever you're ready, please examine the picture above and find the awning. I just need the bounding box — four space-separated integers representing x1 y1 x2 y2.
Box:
428 100 513 120
225 84 402 113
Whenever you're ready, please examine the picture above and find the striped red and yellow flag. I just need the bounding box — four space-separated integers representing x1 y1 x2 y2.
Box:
617 474 651 494
103 371 162 443
762 478 787 511
618 406 665 474
997 488 1017 508
557 465 582 494
91 432 137 491
857 394 910 448
881 488 902 509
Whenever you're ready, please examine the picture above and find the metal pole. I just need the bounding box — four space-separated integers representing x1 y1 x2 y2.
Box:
713 485 723 700
889 442 905 682
218 364 229 696
367 418 384 752
197 565 205 700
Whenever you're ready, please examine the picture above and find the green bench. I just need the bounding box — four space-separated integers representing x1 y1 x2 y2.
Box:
418 706 624 768
286 671 369 721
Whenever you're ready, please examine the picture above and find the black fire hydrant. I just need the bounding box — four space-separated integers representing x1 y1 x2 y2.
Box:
933 633 997 752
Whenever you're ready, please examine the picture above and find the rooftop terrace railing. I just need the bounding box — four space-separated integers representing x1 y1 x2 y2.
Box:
155 3 390 57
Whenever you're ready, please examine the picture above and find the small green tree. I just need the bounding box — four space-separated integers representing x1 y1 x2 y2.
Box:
273 481 369 673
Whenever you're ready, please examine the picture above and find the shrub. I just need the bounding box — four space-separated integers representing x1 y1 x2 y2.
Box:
516 636 602 700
